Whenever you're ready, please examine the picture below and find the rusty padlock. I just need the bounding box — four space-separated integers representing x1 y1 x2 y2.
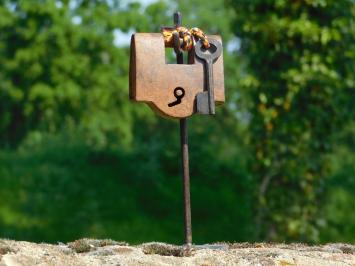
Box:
129 33 225 119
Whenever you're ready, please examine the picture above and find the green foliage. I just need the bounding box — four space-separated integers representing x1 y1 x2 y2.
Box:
0 0 252 244
320 122 355 242
0 129 252 244
0 0 141 148
230 0 355 242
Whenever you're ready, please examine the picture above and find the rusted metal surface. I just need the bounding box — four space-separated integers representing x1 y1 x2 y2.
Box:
180 117 192 246
129 33 225 119
180 117 192 247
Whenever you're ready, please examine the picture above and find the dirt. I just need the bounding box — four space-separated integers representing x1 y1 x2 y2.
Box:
0 239 354 266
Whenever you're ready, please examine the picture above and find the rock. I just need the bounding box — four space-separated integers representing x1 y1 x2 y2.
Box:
0 239 354 266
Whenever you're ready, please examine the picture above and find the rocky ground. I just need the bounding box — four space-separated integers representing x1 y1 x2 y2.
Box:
0 239 355 265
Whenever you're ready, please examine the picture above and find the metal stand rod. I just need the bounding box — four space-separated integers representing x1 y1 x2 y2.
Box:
180 118 192 246
174 12 192 246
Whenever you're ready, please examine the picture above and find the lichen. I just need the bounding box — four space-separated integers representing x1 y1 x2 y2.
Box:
68 239 92 253
95 239 128 247
142 242 192 257
0 244 15 255
67 238 128 253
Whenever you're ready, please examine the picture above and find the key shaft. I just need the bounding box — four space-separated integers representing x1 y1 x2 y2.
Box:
204 58 215 114
195 38 222 115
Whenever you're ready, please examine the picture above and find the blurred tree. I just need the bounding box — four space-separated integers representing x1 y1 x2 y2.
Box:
0 0 152 148
320 121 355 242
0 0 253 244
230 0 355 242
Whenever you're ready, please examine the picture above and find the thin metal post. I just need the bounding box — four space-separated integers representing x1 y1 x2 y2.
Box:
180 118 192 246
173 11 192 246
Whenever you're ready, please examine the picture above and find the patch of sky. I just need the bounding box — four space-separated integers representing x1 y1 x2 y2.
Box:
55 1 63 8
226 37 241 53
69 0 79 10
5 2 16 12
71 16 82 25
112 0 170 47
113 28 136 47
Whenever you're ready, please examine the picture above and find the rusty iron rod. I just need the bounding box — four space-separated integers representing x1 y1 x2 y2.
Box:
173 11 192 246
180 118 192 246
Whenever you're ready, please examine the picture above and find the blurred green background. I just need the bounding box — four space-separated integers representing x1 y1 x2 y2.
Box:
0 0 354 244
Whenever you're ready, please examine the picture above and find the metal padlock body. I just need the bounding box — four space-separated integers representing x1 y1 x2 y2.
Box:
129 33 225 119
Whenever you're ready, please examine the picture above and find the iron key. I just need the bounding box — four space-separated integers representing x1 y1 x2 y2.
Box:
195 38 222 115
